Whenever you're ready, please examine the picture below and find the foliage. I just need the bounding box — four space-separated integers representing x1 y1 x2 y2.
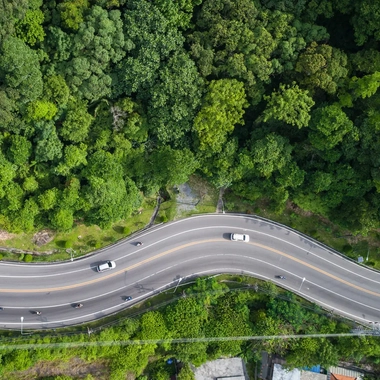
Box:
0 36 43 104
0 0 378 245
263 83 315 128
295 42 348 94
0 278 371 378
177 363 195 380
194 79 248 154
15 9 45 46
58 0 89 31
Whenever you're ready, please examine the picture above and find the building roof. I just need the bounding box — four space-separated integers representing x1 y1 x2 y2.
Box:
193 358 248 380
330 366 363 380
331 375 356 380
272 363 327 380
272 363 301 380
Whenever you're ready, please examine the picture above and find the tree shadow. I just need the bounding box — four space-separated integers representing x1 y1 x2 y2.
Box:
113 225 124 234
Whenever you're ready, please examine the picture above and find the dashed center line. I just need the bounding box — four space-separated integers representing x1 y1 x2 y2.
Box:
0 239 378 298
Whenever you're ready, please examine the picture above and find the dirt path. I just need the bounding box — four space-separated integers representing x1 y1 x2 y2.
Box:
216 187 225 213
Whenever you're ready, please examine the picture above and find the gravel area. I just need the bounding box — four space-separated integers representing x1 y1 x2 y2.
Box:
175 183 200 216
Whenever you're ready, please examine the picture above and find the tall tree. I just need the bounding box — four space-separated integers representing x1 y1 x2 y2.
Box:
263 83 315 128
194 79 248 154
0 36 43 104
308 104 356 151
295 42 348 95
119 0 185 95
144 51 204 145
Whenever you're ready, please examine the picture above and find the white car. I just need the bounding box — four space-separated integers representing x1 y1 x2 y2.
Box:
97 260 116 272
230 233 250 242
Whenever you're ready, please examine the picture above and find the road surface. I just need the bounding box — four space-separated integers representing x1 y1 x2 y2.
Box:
0 214 379 330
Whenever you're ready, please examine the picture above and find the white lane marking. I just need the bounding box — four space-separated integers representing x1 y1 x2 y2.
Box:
0 215 377 288
0 223 378 290
114 224 380 285
3 251 377 325
175 253 380 314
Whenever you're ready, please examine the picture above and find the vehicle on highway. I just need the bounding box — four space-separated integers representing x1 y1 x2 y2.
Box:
136 242 143 246
75 303 83 308
35 311 42 315
230 233 250 242
275 275 286 279
97 260 116 272
124 296 133 301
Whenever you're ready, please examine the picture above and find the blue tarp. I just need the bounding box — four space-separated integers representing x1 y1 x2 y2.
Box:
303 365 321 373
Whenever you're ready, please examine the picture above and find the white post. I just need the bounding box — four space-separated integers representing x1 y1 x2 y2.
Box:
299 277 306 291
173 277 183 293
20 316 24 335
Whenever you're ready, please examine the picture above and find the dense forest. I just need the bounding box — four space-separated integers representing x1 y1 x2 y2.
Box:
1 278 380 380
1 0 380 234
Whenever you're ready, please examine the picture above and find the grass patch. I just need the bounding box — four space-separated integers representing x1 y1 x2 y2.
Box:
158 199 177 222
0 198 156 262
0 176 218 260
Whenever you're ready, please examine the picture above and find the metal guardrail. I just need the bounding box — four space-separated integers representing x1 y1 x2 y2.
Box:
240 212 380 274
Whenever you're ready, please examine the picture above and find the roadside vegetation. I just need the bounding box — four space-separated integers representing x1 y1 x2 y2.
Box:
1 0 380 249
226 193 380 269
1 276 379 380
2 0 380 378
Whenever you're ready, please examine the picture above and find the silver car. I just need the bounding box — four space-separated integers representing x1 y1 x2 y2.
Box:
97 260 116 272
230 233 250 242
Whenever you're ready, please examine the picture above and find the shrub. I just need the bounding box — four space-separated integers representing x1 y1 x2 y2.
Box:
160 211 168 223
24 254 33 262
19 253 25 261
123 226 130 235
310 230 318 238
64 240 73 248
0 254 3 260
342 244 353 254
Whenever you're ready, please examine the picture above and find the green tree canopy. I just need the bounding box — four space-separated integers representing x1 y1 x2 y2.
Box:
263 83 315 128
15 9 45 46
194 79 248 154
295 42 348 94
0 36 43 103
308 104 355 151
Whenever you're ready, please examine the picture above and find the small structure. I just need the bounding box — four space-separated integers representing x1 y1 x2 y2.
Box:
271 364 327 380
329 366 363 380
193 358 249 380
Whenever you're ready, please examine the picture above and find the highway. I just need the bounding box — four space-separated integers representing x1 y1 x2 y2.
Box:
0 214 379 330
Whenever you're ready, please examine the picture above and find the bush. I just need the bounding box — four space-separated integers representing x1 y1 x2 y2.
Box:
0 254 3 260
88 239 98 247
19 253 25 261
24 254 33 262
64 240 73 248
342 244 353 254
160 211 168 223
123 226 130 235
310 230 318 238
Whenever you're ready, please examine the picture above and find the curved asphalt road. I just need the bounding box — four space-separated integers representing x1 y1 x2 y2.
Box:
0 214 379 330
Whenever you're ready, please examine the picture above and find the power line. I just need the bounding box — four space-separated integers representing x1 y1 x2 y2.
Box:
0 331 372 351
